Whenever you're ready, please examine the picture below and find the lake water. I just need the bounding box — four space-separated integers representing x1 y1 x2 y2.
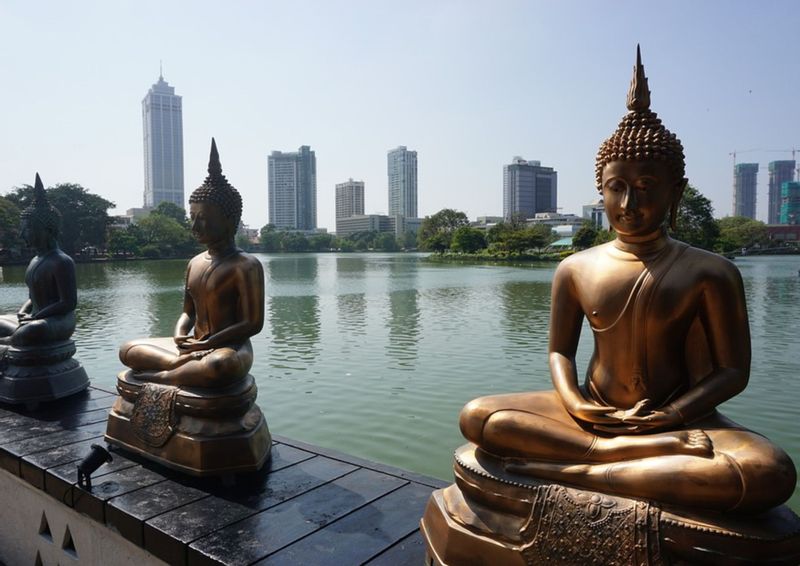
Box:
1 253 798 510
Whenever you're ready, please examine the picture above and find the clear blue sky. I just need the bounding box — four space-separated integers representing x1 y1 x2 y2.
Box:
1 1 798 229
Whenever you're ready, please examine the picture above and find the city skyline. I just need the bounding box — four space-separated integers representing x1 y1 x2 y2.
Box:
142 73 184 208
2 2 799 230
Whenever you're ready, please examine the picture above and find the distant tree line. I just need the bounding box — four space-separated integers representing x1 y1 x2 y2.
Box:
254 224 417 253
0 181 787 262
1 183 115 256
416 209 559 255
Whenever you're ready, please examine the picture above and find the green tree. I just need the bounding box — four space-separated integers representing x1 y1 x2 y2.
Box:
593 228 615 246
670 184 719 250
137 213 192 257
107 225 142 256
375 232 399 251
152 201 189 227
716 216 769 253
418 209 469 252
0 197 21 250
399 230 417 250
281 232 309 252
501 226 554 253
450 226 487 253
260 224 283 252
6 183 115 255
309 233 335 251
572 221 598 250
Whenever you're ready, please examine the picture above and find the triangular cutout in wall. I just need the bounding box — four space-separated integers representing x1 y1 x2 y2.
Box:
61 524 78 558
38 511 52 542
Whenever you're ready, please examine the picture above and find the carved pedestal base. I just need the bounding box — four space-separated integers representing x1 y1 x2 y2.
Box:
105 371 271 476
0 341 89 405
421 444 800 566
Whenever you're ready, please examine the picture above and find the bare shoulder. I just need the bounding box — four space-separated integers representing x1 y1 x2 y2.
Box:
681 245 742 286
556 243 610 278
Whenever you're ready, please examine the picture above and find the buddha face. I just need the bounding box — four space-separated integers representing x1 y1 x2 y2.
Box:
601 160 685 238
189 201 234 245
19 218 50 250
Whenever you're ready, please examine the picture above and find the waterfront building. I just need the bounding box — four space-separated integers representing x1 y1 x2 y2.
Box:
335 179 365 234
503 157 557 220
780 181 800 225
142 73 184 208
768 161 796 224
268 146 317 230
526 212 584 236
582 198 610 229
388 146 418 218
335 214 420 239
732 163 758 219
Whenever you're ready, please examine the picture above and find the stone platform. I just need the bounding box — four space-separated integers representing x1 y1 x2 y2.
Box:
0 386 446 565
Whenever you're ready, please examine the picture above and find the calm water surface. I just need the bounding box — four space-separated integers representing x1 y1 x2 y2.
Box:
1 253 798 510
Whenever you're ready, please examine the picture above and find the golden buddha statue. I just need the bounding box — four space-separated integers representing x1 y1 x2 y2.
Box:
105 140 271 476
421 48 800 566
0 174 88 405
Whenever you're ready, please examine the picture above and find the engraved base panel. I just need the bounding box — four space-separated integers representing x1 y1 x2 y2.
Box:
420 444 800 566
0 347 89 404
105 396 272 477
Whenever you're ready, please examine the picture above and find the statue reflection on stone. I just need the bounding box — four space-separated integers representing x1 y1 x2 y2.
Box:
105 139 271 476
0 174 89 406
421 47 800 565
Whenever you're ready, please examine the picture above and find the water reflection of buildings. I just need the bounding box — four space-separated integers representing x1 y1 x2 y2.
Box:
266 256 320 372
500 281 551 362
386 260 420 370
335 256 368 340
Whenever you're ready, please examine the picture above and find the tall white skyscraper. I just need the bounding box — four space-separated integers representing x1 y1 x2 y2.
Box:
142 73 184 208
503 157 557 220
387 146 418 218
268 146 317 230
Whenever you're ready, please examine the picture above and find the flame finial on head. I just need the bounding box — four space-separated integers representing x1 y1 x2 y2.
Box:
595 46 686 190
626 45 651 112
189 138 243 227
21 173 61 236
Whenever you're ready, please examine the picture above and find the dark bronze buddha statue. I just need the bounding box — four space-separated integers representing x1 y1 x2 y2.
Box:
0 174 88 406
105 140 270 476
0 173 89 408
421 47 800 565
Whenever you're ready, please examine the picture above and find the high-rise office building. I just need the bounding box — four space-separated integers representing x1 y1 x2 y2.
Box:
142 73 184 208
335 179 365 233
780 182 800 225
732 163 759 219
768 161 796 224
268 146 317 230
387 146 418 218
503 157 558 220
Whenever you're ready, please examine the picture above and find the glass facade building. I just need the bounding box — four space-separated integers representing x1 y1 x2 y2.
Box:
142 75 184 208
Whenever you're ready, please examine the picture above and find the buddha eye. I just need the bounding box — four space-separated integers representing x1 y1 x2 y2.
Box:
605 180 627 192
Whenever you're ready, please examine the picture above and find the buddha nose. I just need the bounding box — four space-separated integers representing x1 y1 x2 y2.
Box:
621 186 637 211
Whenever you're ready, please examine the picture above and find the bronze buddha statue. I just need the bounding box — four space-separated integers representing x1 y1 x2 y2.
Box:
105 140 271 476
0 174 88 405
421 48 800 565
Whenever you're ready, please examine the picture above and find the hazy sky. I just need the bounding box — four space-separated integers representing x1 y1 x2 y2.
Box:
1 1 798 230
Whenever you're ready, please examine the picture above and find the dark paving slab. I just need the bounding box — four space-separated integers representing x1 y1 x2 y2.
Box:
255 482 433 565
1 388 440 566
188 468 407 566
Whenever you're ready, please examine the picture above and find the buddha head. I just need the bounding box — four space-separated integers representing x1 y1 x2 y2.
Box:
20 173 61 250
188 139 243 245
596 46 687 236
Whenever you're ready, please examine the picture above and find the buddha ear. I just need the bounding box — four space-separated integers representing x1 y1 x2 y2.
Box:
669 178 688 231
